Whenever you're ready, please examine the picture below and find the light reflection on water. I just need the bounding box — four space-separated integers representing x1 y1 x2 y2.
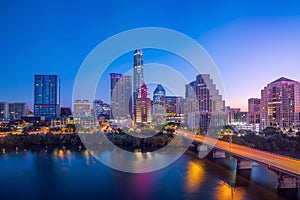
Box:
0 148 298 200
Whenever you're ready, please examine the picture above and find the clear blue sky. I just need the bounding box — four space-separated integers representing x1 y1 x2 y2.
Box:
1 0 300 111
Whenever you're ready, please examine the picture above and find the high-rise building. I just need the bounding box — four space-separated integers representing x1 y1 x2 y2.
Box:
152 84 166 124
152 84 166 113
247 98 261 124
34 75 60 118
136 83 152 124
73 100 91 116
132 49 144 122
110 73 132 120
260 77 300 131
93 100 110 119
185 74 226 131
133 49 144 93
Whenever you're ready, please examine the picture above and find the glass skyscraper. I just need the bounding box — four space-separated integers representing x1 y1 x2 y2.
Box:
133 49 144 93
34 75 60 118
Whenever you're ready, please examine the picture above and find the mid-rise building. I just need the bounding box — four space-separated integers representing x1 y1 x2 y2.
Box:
73 100 91 116
8 102 28 120
260 77 300 131
226 107 247 124
0 102 9 120
1 102 28 120
34 75 60 118
93 100 110 119
247 98 261 124
165 96 184 116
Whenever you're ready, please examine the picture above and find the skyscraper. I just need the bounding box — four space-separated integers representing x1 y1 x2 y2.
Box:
34 75 60 118
152 84 166 124
110 73 132 120
133 49 144 93
260 77 300 131
133 49 144 122
185 74 226 131
136 82 152 124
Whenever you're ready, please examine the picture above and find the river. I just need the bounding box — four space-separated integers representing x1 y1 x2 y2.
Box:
0 148 298 200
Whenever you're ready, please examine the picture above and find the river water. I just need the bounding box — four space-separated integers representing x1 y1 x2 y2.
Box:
0 148 298 200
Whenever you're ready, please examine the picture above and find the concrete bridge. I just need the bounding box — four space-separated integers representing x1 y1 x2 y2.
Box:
177 129 300 189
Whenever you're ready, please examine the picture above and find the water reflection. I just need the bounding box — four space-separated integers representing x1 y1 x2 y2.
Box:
214 180 245 200
0 148 298 200
185 161 204 192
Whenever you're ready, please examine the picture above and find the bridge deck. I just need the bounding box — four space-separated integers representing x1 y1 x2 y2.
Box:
178 130 300 177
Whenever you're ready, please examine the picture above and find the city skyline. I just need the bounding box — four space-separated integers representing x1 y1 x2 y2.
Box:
1 1 300 111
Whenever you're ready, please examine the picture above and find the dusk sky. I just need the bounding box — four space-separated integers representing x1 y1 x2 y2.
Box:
1 1 300 111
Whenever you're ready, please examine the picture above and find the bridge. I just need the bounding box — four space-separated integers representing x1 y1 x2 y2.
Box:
177 129 300 189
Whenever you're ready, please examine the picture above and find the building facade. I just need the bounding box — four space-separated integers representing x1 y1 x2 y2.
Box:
133 49 144 93
247 98 261 124
185 74 226 132
135 83 152 125
152 84 166 124
226 107 247 124
110 73 132 121
34 75 60 118
93 100 110 119
8 102 28 120
73 100 91 116
260 77 300 131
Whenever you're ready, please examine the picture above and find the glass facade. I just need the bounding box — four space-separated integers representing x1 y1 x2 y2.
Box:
34 75 59 118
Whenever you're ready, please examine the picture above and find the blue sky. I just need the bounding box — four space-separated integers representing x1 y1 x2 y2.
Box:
1 1 300 111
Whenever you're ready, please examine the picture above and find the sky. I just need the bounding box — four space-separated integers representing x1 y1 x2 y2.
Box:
1 0 300 111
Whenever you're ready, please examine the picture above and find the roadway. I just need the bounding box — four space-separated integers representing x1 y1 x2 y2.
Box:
177 129 300 177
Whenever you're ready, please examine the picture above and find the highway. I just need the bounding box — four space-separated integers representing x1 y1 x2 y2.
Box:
177 129 300 177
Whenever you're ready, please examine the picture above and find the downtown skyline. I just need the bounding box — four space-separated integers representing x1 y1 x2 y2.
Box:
1 1 300 111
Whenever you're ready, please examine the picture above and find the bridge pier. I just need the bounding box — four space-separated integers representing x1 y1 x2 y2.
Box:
236 158 252 170
197 144 208 158
278 173 299 189
197 144 208 152
212 150 225 158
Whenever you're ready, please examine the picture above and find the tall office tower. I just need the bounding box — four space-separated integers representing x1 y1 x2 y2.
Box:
93 100 110 119
0 102 9 120
34 75 60 118
73 100 91 116
260 77 300 131
152 84 166 124
110 73 132 120
133 49 144 122
136 83 152 124
185 74 225 132
133 49 144 93
247 98 261 124
8 102 28 120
